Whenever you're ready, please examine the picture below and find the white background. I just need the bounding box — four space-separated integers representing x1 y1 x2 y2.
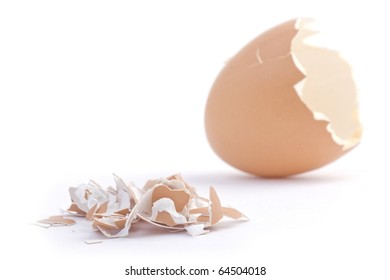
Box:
1 1 389 279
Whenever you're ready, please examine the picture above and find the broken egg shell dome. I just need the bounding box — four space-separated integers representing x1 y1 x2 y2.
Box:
205 18 362 177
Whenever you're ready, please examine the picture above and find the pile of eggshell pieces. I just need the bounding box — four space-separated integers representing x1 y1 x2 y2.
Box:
40 174 247 237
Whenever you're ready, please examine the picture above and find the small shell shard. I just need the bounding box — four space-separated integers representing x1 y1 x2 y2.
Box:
185 224 209 236
84 239 103 245
222 207 248 220
38 216 76 227
151 184 190 212
209 186 223 225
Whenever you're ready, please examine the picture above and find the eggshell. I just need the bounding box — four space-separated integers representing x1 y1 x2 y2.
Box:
205 18 362 177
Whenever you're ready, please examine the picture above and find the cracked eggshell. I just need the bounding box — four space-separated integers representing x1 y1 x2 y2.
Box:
205 18 362 177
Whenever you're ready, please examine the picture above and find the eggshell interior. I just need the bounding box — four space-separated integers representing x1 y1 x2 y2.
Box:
292 18 362 150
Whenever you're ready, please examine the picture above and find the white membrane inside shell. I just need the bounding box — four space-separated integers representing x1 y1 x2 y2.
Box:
291 18 362 150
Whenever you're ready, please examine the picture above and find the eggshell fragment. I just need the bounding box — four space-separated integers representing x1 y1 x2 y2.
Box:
205 18 362 177
84 239 103 245
209 186 223 225
38 216 76 227
151 185 190 212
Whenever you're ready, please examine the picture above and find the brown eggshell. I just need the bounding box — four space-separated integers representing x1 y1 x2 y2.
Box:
205 18 358 177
